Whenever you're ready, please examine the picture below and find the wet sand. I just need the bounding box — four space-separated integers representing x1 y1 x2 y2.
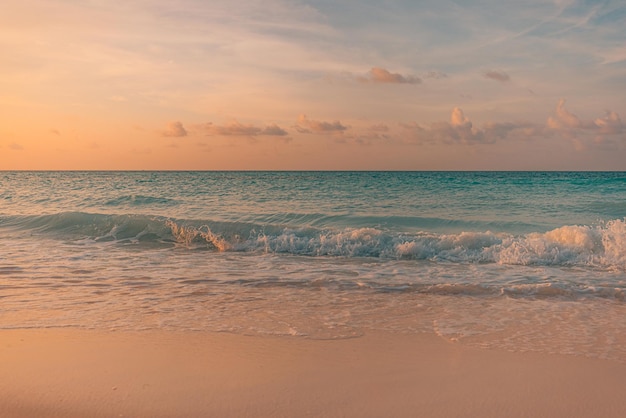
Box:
1 329 625 417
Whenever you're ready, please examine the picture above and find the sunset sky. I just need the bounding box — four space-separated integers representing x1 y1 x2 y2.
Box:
2 0 625 170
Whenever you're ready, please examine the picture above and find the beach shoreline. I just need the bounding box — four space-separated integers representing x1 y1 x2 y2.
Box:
2 328 625 417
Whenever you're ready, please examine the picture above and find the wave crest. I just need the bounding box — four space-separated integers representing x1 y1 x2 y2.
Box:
2 212 625 269
497 219 626 268
165 220 229 251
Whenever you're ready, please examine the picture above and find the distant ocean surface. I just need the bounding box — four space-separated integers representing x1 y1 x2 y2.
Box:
1 171 625 360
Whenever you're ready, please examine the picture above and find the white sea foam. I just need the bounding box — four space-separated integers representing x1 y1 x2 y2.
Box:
3 212 625 270
496 219 626 269
1 172 625 361
166 220 230 251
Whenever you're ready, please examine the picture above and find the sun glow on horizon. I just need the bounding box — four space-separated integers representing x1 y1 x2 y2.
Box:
2 0 625 170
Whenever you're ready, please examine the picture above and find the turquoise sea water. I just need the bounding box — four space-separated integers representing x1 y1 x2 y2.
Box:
1 172 625 360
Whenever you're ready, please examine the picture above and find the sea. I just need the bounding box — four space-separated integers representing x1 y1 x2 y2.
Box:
1 171 625 361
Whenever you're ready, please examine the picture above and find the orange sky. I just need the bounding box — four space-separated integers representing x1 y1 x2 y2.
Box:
2 0 625 170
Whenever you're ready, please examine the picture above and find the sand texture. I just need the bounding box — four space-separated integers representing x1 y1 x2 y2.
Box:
2 329 626 417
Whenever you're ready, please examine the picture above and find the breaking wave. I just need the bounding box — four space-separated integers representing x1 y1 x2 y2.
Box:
1 212 625 270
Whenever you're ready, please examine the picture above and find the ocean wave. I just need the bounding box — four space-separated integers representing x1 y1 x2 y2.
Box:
1 212 625 270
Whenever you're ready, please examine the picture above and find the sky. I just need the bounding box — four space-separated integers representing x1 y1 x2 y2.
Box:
1 0 626 170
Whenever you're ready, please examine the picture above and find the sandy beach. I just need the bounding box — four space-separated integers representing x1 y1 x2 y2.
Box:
2 329 625 418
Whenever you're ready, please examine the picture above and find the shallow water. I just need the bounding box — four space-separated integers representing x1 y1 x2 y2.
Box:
1 171 625 361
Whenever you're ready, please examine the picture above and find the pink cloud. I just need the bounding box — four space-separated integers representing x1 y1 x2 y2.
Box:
547 100 623 140
359 67 421 84
402 108 536 145
162 121 188 137
200 122 288 137
547 99 583 130
295 115 348 134
594 111 622 135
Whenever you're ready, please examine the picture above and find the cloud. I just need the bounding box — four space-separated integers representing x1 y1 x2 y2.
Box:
295 115 348 134
483 70 510 83
450 107 471 127
50 129 60 136
402 108 537 145
323 123 393 146
594 111 622 135
162 121 188 137
547 99 623 139
200 122 288 137
359 67 421 84
547 99 583 130
260 124 289 136
9 142 24 150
